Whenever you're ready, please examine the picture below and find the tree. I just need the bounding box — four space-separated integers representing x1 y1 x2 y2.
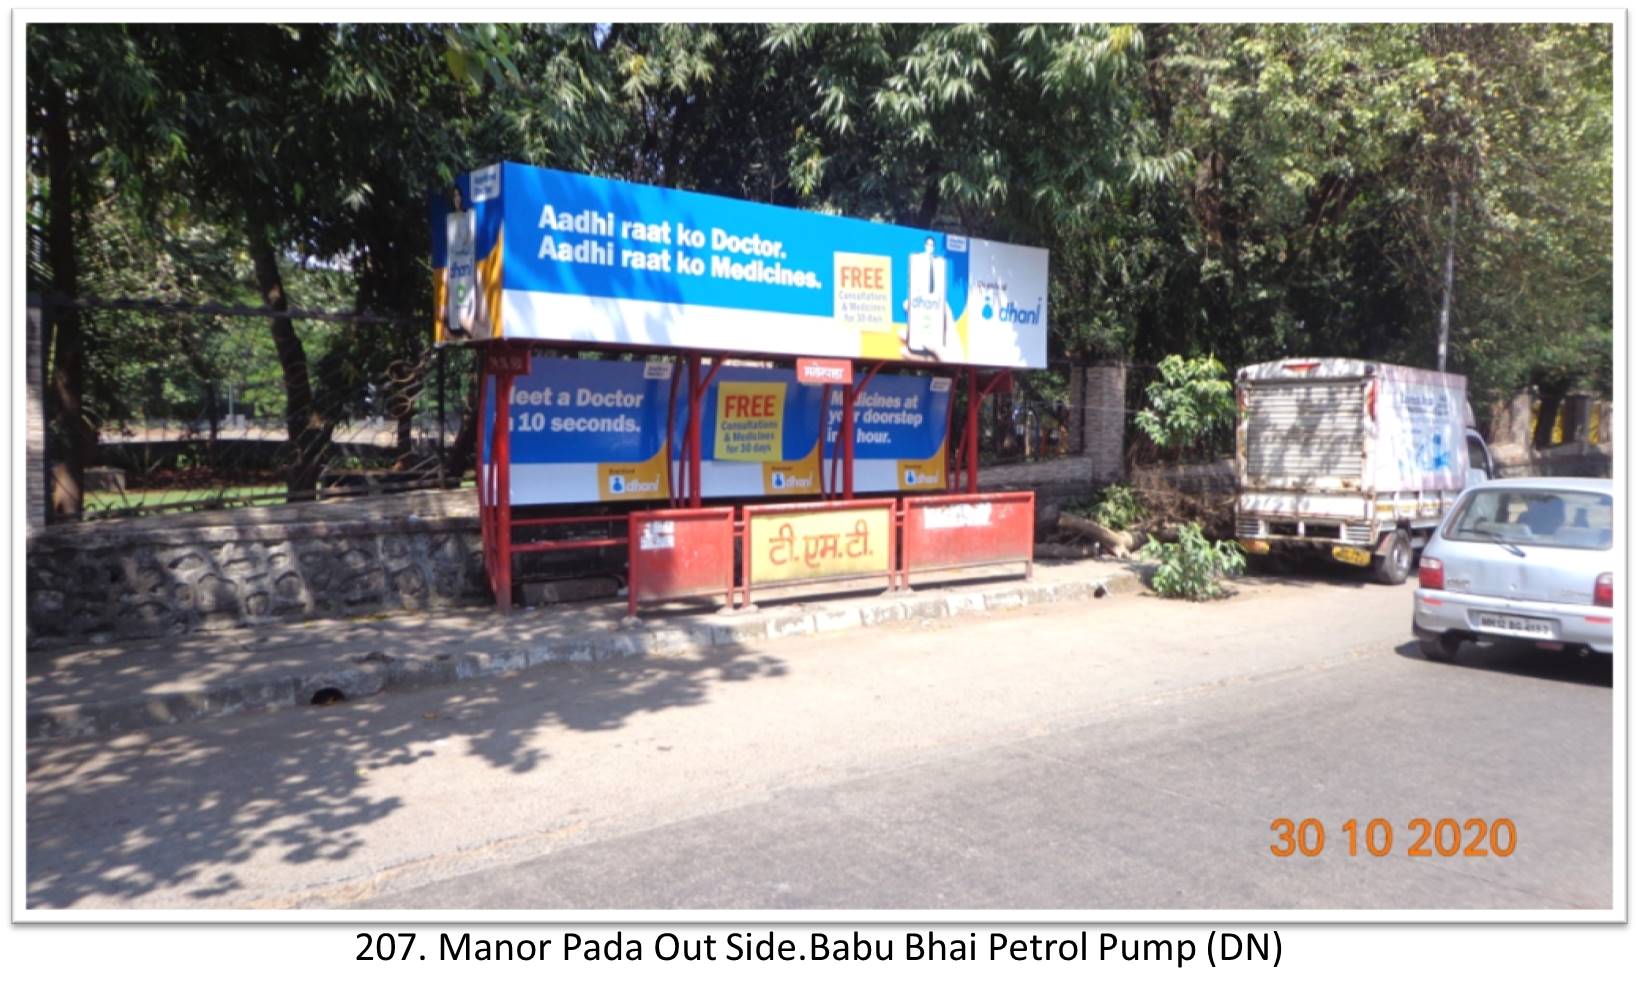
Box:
28 21 1612 520
27 24 176 517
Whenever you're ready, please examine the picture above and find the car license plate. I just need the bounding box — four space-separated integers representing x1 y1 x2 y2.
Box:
1471 612 1557 638
1331 545 1372 566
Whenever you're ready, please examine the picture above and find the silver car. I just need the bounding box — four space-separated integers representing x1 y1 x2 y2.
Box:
1412 477 1614 661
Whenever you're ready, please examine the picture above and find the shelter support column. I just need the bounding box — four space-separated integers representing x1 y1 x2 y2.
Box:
965 369 980 494
494 364 515 613
686 354 702 508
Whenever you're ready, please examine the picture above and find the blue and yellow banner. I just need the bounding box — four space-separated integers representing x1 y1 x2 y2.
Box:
434 162 1049 368
482 358 951 504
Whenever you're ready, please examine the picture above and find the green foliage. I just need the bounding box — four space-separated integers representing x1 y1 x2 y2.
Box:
1134 354 1235 451
1091 483 1145 531
1147 522 1245 601
26 21 1614 472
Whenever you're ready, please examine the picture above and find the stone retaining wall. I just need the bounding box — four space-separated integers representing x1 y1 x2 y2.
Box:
26 491 487 645
26 459 1116 646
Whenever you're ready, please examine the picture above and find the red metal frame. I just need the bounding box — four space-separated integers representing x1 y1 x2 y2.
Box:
840 360 885 499
627 506 736 616
955 369 1012 494
472 338 1027 615
900 491 1035 587
819 384 834 500
664 361 682 507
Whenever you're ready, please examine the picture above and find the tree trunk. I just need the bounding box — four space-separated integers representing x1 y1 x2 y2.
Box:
43 77 90 521
1437 187 1456 372
245 209 329 502
443 366 482 484
204 380 220 466
394 406 415 469
1532 392 1563 451
1058 512 1135 557
914 174 941 228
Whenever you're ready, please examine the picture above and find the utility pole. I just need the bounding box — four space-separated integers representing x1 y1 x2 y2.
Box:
1437 187 1456 372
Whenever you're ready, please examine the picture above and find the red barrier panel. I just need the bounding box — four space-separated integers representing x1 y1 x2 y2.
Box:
628 507 736 616
901 491 1035 584
741 498 897 605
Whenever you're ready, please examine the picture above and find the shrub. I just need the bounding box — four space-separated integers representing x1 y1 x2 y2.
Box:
1091 483 1145 531
1147 522 1245 600
1134 354 1235 454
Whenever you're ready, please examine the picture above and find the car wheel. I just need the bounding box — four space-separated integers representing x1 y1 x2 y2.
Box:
1372 529 1412 585
1418 633 1462 663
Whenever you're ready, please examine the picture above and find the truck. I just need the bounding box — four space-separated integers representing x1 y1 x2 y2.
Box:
1234 358 1494 584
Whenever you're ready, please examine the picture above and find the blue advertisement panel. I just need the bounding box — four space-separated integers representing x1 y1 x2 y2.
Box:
483 358 952 504
435 162 1048 368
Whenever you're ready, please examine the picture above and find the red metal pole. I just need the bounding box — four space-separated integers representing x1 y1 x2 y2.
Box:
687 354 703 508
818 384 832 499
665 361 681 507
1025 492 1035 580
841 383 856 499
965 368 981 494
700 357 725 394
739 507 752 608
477 367 492 581
627 513 639 618
495 363 515 613
944 370 957 493
841 361 885 501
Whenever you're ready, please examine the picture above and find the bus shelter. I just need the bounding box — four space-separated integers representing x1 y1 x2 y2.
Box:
432 163 1050 615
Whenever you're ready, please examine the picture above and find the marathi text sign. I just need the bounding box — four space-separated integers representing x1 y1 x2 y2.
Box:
432 162 1048 368
747 505 894 586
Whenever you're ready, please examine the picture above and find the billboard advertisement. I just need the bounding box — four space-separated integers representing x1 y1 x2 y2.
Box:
434 162 1048 368
482 358 953 505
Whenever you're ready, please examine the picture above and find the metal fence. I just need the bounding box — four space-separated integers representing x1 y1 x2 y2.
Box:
968 362 1081 466
36 295 1139 525
36 297 480 522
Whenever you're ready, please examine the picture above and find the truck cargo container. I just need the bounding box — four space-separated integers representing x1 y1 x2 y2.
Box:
1234 357 1493 584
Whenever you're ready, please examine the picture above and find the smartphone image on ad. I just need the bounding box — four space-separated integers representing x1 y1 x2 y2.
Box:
907 236 949 360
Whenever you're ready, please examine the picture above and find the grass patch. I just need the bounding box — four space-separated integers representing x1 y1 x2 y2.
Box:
84 476 478 519
85 485 289 517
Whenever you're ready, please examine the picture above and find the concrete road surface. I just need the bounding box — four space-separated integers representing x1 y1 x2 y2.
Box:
26 572 1613 911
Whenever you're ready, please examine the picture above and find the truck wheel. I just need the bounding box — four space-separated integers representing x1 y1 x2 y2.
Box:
1418 633 1462 663
1372 529 1412 585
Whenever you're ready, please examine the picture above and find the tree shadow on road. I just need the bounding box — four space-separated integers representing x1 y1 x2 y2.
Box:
25 638 788 909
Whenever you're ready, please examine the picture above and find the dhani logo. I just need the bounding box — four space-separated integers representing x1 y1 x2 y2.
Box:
905 468 942 486
998 298 1044 325
607 473 661 495
771 471 813 490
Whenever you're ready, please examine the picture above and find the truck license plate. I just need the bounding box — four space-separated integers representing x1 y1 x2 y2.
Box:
1471 612 1556 638
1331 546 1372 567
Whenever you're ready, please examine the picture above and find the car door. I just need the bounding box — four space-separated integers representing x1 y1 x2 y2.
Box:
1465 430 1494 488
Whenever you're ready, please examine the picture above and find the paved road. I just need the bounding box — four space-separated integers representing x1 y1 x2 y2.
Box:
26 573 1613 911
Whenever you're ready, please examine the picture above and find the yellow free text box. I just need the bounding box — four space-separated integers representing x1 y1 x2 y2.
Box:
714 381 786 462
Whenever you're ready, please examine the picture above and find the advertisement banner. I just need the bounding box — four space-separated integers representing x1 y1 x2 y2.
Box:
433 162 1048 368
483 358 952 504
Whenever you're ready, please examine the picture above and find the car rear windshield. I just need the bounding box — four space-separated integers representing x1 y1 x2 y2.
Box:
1445 488 1613 550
